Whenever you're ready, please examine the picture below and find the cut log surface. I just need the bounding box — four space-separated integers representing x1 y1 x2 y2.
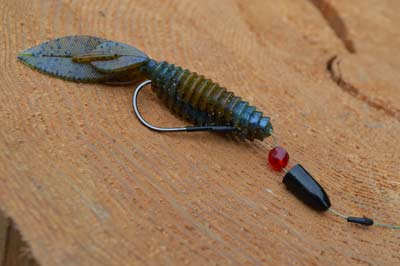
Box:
0 0 399 265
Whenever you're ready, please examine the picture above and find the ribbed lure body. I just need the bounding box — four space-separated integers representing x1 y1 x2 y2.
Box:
18 35 272 141
144 60 272 141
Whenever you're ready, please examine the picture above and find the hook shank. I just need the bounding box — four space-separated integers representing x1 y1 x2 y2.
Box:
132 80 237 133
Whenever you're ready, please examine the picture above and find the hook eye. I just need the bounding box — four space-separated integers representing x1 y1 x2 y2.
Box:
132 80 237 133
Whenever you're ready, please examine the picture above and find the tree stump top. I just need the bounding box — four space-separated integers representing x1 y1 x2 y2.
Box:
1 1 399 265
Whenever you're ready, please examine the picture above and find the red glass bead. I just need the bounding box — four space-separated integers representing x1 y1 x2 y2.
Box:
268 146 289 171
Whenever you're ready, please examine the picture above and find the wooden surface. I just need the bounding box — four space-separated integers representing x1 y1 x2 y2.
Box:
1 0 399 265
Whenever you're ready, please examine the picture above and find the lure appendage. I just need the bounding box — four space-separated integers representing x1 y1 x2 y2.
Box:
144 60 272 141
17 36 149 83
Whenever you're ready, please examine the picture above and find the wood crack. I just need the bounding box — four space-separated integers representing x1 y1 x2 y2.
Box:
327 56 400 121
0 211 40 266
308 0 356 53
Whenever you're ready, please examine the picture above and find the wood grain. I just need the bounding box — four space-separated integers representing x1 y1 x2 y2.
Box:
0 0 399 265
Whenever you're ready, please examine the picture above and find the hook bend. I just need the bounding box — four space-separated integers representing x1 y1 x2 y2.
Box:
132 80 237 133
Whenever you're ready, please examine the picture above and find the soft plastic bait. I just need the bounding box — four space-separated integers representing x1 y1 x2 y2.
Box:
18 36 399 230
18 36 271 141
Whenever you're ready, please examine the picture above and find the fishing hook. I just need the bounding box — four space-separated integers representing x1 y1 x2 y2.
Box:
132 80 238 133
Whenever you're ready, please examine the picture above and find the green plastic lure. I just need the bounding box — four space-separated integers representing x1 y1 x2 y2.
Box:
18 35 272 141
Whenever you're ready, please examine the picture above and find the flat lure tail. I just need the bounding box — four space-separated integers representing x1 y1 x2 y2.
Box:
17 35 149 83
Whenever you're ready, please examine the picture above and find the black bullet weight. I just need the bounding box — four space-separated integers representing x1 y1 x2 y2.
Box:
283 164 331 211
346 217 374 226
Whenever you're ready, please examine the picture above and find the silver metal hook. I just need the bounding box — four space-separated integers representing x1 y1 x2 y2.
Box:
132 80 238 133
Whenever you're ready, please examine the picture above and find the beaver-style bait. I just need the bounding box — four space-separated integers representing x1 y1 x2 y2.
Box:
18 35 271 141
